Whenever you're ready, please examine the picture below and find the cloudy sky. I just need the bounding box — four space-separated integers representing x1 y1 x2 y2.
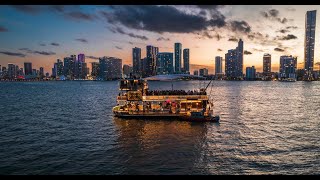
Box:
1 5 320 74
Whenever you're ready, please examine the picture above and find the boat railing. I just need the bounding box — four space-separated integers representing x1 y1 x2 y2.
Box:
143 95 208 100
117 96 127 100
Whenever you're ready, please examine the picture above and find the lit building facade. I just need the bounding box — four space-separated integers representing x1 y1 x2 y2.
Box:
156 52 174 75
304 10 316 80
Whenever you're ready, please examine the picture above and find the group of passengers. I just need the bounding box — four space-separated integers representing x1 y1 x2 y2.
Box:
146 89 206 96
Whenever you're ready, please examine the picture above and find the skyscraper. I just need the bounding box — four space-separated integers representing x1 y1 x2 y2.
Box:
91 62 100 77
39 67 44 77
174 43 182 73
8 63 16 79
246 66 256 80
24 62 32 76
56 59 63 76
183 49 190 74
63 56 76 79
145 45 158 77
123 64 133 78
304 10 317 80
225 39 244 80
199 68 208 76
156 52 174 75
132 47 141 77
263 53 272 80
99 57 122 80
280 55 297 80
78 53 85 63
215 56 223 76
52 63 57 77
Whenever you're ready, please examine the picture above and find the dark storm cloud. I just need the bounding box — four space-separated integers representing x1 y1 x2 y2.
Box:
229 20 251 33
10 5 42 14
65 11 96 21
110 26 149 41
247 32 264 40
286 26 298 29
228 37 238 42
102 5 227 34
115 46 123 50
253 48 263 52
127 33 148 40
75 38 88 43
202 31 214 39
195 5 224 10
214 33 222 41
0 26 8 32
50 42 60 46
277 29 290 33
269 9 279 17
19 48 56 55
274 47 285 52
217 48 223 51
199 10 207 16
277 17 288 24
244 50 252 55
19 48 31 51
261 9 279 18
86 55 99 60
276 34 297 40
33 51 56 55
0 51 26 57
200 32 223 41
261 9 289 24
157 37 170 41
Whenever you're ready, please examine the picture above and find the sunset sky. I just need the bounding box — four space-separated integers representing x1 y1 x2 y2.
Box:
1 5 320 74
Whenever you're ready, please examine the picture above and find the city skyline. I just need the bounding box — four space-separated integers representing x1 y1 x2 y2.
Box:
1 5 320 74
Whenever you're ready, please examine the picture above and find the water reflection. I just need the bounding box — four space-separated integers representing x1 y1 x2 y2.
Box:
113 117 211 174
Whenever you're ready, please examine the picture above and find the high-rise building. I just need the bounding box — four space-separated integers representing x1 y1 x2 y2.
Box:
52 63 57 77
199 68 208 76
63 56 76 78
15 65 19 76
56 59 63 76
215 56 223 76
99 57 122 80
183 49 190 74
193 70 198 76
91 62 100 77
32 69 37 76
39 67 44 77
279 55 297 80
63 57 70 76
263 53 272 80
145 45 158 77
132 47 141 77
24 62 32 76
78 53 85 63
246 66 256 80
174 43 182 73
156 52 174 75
18 68 24 76
225 39 244 80
304 10 317 80
8 63 16 79
123 64 133 78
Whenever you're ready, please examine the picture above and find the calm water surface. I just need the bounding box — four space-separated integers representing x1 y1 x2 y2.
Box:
0 81 319 175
